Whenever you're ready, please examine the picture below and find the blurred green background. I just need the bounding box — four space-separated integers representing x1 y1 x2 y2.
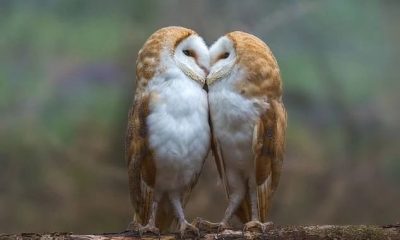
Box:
1 0 399 234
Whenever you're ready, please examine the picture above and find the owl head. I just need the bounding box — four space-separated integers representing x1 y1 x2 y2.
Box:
136 26 209 89
207 31 281 97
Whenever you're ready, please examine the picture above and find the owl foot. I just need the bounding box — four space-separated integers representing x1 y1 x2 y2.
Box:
179 220 200 238
243 220 273 233
216 221 231 232
138 223 160 236
126 221 142 231
262 221 274 232
193 217 230 233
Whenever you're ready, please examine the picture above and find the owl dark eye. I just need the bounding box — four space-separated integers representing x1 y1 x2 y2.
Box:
183 49 194 57
220 52 230 59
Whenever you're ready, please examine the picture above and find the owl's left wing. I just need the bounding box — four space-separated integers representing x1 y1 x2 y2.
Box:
126 92 160 228
254 99 287 221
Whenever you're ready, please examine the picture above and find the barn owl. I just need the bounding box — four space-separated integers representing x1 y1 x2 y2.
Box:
125 26 210 236
197 31 287 232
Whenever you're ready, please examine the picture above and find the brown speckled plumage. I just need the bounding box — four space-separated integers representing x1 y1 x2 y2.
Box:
212 31 287 224
126 26 199 231
227 31 282 99
135 27 195 91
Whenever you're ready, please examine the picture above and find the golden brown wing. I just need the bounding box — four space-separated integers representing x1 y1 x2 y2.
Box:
126 92 153 225
256 99 286 221
235 98 287 223
126 91 174 230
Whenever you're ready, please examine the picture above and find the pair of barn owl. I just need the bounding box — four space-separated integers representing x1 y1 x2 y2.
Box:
125 26 286 236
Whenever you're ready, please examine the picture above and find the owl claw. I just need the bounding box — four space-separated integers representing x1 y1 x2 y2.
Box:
138 224 160 236
126 221 142 232
192 217 230 233
243 221 274 233
244 220 264 232
217 222 230 232
179 220 200 238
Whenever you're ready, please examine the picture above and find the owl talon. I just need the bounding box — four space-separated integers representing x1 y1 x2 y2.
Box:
126 221 142 232
179 220 200 238
263 221 274 232
244 221 274 233
138 224 160 236
243 220 265 233
192 218 230 232
217 222 230 232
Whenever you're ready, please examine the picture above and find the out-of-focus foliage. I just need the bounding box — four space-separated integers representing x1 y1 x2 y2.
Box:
0 0 399 233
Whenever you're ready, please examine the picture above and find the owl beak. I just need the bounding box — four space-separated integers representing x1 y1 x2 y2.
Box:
200 65 209 76
199 66 209 92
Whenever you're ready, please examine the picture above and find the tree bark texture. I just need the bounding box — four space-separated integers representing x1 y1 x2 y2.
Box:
1 224 399 240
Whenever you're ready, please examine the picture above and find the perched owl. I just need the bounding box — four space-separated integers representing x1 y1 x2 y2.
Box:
125 26 210 236
198 31 287 231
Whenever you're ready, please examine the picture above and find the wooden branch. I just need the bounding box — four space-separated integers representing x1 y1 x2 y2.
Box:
1 224 399 240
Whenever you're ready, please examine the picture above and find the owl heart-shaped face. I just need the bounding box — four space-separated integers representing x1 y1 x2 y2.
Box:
135 27 210 89
207 31 279 92
207 36 237 85
173 34 210 85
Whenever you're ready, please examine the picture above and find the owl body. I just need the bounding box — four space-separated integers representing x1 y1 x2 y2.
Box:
208 68 268 174
126 27 210 235
205 31 287 230
147 67 210 191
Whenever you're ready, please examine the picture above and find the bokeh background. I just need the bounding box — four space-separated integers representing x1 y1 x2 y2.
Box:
1 0 399 234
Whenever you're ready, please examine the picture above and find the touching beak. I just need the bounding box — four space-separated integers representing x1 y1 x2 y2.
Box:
199 65 209 92
200 65 209 76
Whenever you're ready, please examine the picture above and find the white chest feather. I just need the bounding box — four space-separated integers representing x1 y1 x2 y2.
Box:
146 68 210 191
208 70 269 173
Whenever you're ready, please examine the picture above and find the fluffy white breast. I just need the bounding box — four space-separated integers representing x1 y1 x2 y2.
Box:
208 68 269 173
146 66 210 191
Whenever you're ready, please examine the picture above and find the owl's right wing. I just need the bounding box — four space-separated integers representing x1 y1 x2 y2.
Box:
253 99 287 222
126 91 159 227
